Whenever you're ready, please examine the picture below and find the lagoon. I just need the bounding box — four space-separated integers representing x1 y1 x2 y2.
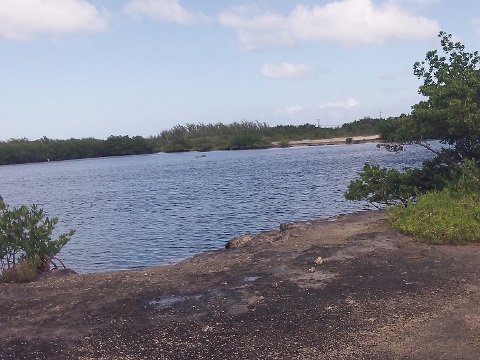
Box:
0 143 434 273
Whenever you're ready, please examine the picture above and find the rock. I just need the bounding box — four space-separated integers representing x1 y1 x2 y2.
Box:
225 234 255 249
40 268 78 280
279 222 302 232
314 257 324 265
279 223 289 232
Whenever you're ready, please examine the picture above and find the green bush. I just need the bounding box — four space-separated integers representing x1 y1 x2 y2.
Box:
229 134 269 150
345 163 416 205
388 161 480 244
0 196 75 282
278 139 290 148
345 160 451 206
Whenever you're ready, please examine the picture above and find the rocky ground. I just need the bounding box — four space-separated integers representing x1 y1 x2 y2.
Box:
1 210 479 359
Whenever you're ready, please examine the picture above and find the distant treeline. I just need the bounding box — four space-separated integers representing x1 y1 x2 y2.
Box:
0 117 394 165
156 117 386 152
0 136 154 165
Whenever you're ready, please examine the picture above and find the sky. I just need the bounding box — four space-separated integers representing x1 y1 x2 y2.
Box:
1 0 479 140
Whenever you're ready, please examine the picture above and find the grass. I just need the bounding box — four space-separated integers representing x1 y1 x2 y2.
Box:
388 161 480 244
0 261 39 283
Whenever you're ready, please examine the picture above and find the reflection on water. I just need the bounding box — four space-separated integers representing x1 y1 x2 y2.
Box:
0 143 434 273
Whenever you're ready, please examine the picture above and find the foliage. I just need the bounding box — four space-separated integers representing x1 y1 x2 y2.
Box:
277 139 290 148
152 119 385 153
345 160 451 205
0 118 385 164
0 196 75 282
228 134 270 150
381 32 480 162
0 136 156 165
345 164 416 205
449 158 480 194
411 32 480 159
347 31 480 205
339 117 385 136
388 161 480 244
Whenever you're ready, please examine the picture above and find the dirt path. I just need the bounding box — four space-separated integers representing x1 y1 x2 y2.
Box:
1 210 479 359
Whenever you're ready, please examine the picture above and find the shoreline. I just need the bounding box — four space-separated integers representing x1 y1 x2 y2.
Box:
281 134 381 147
0 134 382 166
1 209 479 359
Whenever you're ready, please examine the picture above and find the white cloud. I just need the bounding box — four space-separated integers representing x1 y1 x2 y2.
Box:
261 62 309 79
319 98 360 109
0 0 109 40
124 0 208 24
284 105 304 113
275 105 305 118
219 0 440 50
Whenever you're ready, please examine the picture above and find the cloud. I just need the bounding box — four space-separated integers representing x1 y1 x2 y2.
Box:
319 98 360 109
284 105 304 113
124 0 208 24
275 105 305 119
261 62 309 79
219 0 440 50
0 0 109 40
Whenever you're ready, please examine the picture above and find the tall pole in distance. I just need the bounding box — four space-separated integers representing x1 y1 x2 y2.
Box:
317 119 320 128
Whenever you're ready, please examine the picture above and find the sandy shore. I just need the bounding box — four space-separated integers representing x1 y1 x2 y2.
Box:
1 210 479 359
285 134 381 147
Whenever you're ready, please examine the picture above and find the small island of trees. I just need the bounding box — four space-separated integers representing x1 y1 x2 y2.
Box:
0 117 389 166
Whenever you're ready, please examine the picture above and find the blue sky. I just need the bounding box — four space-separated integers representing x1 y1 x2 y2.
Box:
1 0 479 140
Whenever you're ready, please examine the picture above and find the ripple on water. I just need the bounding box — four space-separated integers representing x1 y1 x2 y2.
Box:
0 143 436 273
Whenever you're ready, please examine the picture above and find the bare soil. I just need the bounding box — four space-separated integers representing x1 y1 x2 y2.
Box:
1 210 479 359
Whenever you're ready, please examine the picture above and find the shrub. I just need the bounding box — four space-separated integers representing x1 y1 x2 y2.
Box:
388 161 480 244
0 260 39 283
0 196 75 281
344 163 416 205
278 139 290 148
229 134 269 150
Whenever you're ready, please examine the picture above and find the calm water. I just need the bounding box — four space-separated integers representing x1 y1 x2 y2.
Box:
0 144 434 273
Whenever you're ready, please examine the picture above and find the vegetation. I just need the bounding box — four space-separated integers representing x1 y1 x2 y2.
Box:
0 135 155 166
346 164 419 205
346 31 480 244
0 196 75 282
0 118 384 165
388 161 480 244
154 119 383 153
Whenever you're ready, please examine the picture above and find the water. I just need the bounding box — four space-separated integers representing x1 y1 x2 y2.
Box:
0 143 434 273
